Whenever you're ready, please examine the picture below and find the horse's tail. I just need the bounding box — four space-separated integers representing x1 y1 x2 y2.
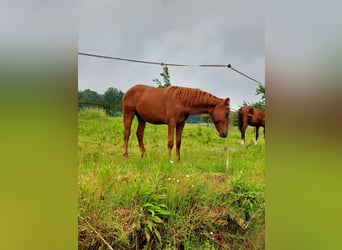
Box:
237 107 243 131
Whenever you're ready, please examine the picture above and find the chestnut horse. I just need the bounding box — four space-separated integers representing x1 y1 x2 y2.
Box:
238 106 265 145
123 84 230 160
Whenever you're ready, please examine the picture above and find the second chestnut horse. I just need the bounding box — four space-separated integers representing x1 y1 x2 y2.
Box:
238 106 265 145
123 84 230 160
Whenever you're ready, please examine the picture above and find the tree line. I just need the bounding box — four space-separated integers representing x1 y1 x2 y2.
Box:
78 87 124 116
78 66 265 125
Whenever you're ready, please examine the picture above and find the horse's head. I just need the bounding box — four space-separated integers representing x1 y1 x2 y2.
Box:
210 98 230 138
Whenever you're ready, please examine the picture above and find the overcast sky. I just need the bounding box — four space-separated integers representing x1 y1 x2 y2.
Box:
78 0 264 110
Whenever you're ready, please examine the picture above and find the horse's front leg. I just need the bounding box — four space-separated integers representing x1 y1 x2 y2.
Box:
123 111 135 157
175 121 185 161
239 115 248 145
167 120 176 160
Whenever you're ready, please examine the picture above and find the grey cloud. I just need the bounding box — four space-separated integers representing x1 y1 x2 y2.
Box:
79 0 264 109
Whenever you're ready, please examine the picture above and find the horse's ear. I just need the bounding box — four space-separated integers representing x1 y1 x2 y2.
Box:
225 98 230 109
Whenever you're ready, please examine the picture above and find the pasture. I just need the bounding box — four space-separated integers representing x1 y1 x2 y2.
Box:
78 109 265 249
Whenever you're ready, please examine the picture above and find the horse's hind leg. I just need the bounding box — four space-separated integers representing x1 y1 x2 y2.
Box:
123 110 135 157
238 114 243 145
167 120 176 160
240 126 247 145
255 126 259 144
239 119 248 145
175 121 185 161
136 116 146 157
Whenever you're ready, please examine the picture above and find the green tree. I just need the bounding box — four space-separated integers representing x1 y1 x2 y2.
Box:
78 89 104 111
252 101 265 109
104 87 123 103
186 114 201 123
201 114 211 124
230 111 238 127
78 87 124 116
255 84 265 109
256 84 265 101
242 101 249 107
153 66 171 88
103 87 124 116
78 89 103 103
241 84 265 110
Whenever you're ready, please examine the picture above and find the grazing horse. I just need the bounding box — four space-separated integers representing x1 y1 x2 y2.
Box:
123 84 230 160
238 106 265 145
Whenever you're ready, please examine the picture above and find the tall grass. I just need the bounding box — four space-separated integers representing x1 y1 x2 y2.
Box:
78 109 265 249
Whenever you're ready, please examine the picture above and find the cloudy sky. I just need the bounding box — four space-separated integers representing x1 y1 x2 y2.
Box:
78 0 264 110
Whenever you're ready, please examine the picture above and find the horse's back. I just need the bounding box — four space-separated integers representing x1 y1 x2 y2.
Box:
123 84 169 123
123 84 153 107
123 84 166 105
239 106 254 114
124 84 153 99
127 84 153 92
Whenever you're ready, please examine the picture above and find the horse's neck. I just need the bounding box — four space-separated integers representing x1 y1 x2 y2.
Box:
185 96 221 114
167 87 222 114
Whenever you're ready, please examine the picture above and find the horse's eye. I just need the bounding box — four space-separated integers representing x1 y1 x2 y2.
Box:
225 112 229 118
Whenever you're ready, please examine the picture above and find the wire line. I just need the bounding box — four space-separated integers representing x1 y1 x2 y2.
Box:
78 52 264 85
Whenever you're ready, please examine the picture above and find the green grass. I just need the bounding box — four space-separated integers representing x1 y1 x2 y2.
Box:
78 108 265 249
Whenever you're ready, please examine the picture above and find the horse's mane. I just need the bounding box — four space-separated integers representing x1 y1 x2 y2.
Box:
164 86 221 106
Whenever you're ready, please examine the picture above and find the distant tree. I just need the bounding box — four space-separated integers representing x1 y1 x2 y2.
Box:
240 100 264 110
78 89 104 111
240 84 265 110
256 84 265 102
252 101 265 109
78 87 124 116
186 114 201 123
78 89 103 103
153 66 171 88
104 87 123 103
201 114 211 124
255 84 265 109
230 111 238 127
103 87 124 116
242 100 249 107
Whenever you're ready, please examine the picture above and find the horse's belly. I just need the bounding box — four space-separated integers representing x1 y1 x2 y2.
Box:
136 105 167 124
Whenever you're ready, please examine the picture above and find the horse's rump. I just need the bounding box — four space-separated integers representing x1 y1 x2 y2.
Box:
238 106 264 126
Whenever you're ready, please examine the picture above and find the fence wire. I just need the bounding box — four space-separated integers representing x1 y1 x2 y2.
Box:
78 52 264 85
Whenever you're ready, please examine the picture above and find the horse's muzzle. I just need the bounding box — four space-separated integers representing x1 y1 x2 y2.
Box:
219 132 227 138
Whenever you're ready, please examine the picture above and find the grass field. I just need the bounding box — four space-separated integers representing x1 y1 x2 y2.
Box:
78 108 265 249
